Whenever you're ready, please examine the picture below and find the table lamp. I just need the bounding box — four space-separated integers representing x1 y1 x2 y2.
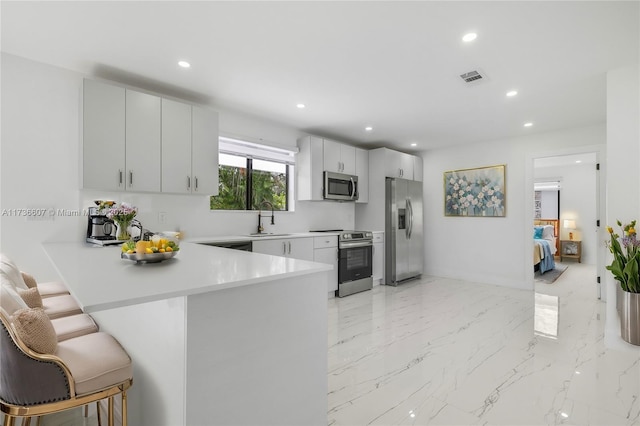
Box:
564 219 576 240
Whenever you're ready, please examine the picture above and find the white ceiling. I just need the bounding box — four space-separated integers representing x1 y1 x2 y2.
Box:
2 1 638 153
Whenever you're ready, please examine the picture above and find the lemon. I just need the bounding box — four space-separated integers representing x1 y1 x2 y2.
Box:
145 248 153 254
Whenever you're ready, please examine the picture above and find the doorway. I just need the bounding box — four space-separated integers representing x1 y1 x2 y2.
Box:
527 148 605 299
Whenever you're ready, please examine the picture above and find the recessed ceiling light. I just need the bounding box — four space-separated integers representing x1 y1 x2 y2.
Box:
178 61 191 68
462 33 477 42
296 103 306 109
410 143 417 147
506 90 518 97
365 126 373 132
576 160 582 164
524 122 533 127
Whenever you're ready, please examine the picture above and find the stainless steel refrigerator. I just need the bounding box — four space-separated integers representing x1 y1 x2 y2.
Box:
385 177 424 285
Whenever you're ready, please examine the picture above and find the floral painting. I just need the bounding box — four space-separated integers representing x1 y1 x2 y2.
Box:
444 165 506 217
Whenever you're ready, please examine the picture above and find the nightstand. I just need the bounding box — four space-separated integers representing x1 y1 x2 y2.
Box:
560 240 582 263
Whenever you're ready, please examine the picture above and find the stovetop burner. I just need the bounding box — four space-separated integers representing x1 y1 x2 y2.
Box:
311 229 373 242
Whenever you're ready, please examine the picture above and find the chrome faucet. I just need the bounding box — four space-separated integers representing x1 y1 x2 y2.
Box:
257 201 275 234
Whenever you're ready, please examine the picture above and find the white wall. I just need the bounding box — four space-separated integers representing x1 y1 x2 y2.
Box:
422 125 605 290
0 53 355 280
605 65 639 317
538 190 558 219
535 164 597 265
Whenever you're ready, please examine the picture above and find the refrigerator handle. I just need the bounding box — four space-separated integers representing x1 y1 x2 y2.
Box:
407 198 413 239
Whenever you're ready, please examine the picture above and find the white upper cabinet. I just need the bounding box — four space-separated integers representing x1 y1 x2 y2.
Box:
83 79 219 195
297 135 325 201
384 148 415 180
161 102 219 195
83 79 126 191
355 148 369 203
413 155 423 182
161 99 192 194
125 90 161 192
323 139 355 175
191 106 219 195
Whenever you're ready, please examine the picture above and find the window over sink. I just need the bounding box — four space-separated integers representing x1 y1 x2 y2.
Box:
210 137 296 211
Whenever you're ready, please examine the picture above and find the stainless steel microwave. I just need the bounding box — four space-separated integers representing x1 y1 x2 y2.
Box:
323 171 359 201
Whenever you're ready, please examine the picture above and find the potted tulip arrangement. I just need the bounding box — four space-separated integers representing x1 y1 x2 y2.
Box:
606 220 640 345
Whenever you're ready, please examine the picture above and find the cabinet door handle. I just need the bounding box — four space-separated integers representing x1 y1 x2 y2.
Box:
282 242 286 255
119 170 123 186
195 177 198 191
288 241 291 254
187 176 191 190
129 171 133 187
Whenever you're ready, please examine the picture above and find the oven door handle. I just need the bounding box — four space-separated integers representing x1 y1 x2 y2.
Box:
339 241 373 249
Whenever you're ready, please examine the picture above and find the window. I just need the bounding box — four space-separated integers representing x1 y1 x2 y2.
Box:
210 137 296 211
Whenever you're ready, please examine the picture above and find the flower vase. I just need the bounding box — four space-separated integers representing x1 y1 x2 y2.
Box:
115 219 132 241
619 287 640 346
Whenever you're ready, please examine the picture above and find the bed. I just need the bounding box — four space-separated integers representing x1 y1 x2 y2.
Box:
534 219 558 274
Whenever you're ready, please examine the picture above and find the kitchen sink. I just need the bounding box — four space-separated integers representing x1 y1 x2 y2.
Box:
247 233 292 237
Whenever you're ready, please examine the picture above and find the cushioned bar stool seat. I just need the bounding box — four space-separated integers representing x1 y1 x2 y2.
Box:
1 255 81 320
1 283 95 343
20 272 70 298
41 294 83 320
0 309 132 425
51 314 99 342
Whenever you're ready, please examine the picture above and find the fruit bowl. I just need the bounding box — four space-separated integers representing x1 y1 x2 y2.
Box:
121 250 178 264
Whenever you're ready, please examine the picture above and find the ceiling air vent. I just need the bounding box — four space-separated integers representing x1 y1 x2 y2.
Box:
459 69 487 85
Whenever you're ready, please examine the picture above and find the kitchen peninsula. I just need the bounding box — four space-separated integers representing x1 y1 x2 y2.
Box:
43 242 331 425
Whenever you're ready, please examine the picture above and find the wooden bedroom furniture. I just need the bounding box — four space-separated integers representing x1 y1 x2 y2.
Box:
534 218 560 254
560 240 582 263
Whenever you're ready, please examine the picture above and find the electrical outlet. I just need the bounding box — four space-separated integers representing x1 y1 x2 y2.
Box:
158 212 167 224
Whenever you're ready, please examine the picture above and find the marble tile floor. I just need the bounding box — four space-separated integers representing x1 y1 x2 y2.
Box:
328 263 640 426
16 263 640 425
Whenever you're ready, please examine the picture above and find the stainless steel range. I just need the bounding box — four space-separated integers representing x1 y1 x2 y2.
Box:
314 230 373 297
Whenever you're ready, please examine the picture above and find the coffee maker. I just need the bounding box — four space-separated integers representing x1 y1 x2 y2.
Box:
86 206 120 245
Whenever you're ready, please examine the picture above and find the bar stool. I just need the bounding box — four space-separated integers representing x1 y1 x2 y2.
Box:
0 256 82 320
0 307 133 425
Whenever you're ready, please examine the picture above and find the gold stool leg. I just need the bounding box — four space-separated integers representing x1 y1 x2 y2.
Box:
96 401 102 426
108 396 114 426
122 390 128 426
36 417 42 426
84 405 88 417
21 418 31 426
3 415 15 426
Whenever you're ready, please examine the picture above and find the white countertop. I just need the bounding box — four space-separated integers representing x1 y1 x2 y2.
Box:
43 242 332 313
187 231 341 244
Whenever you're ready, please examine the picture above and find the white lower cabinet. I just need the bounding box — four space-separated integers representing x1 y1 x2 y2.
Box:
313 236 338 295
372 232 384 285
252 237 314 261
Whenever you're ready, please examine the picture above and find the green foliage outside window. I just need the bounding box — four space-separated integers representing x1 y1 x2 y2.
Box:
210 161 288 211
210 165 247 210
251 169 287 211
